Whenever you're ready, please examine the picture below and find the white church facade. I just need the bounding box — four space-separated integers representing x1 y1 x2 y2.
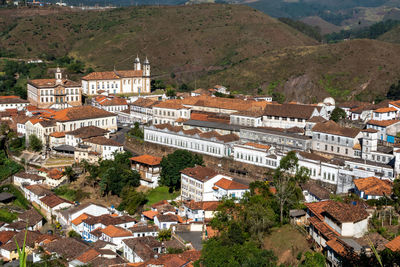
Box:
81 56 151 96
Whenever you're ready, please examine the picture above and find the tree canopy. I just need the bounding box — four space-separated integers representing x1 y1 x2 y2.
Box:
160 150 203 191
28 135 43 152
330 107 347 122
117 187 147 215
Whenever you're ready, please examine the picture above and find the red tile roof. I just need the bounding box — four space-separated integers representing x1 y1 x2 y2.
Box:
142 210 159 220
374 107 397 113
85 136 122 147
312 120 360 138
82 70 143 80
305 200 334 220
243 142 271 150
323 202 369 223
367 119 400 127
354 177 392 197
308 216 338 240
181 166 218 182
214 178 248 190
72 213 93 226
101 225 132 238
130 154 162 166
28 79 80 88
386 235 400 252
49 106 115 122
75 248 100 263
40 194 72 208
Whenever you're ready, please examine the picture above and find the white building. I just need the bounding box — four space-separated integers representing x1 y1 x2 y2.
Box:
180 165 248 202
100 225 133 248
182 201 220 222
27 67 82 109
354 177 392 200
83 136 123 160
122 237 162 263
153 100 191 125
129 98 159 124
144 124 238 158
372 107 397 121
65 126 109 147
92 95 128 113
13 171 45 188
233 142 280 169
154 214 180 230
58 202 110 227
0 96 29 111
130 154 162 188
81 56 151 96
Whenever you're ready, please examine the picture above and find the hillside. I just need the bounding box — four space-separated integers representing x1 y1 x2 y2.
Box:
0 4 316 79
378 24 400 43
197 39 400 102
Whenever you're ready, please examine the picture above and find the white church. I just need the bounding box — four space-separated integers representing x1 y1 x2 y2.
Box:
81 56 151 96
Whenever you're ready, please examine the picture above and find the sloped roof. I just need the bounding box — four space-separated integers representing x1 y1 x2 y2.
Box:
85 136 122 147
181 166 218 182
14 171 44 181
18 208 43 226
323 202 369 223
49 106 115 122
82 70 143 80
184 201 220 211
40 194 72 208
28 79 80 88
374 107 397 113
214 178 248 190
243 142 271 150
101 225 132 238
312 120 361 138
0 96 29 104
386 235 400 252
25 184 52 197
264 103 320 119
75 248 101 264
130 154 162 166
367 119 400 127
44 237 89 261
72 213 93 226
353 177 392 196
305 200 334 220
132 98 160 108
142 210 158 220
66 126 108 139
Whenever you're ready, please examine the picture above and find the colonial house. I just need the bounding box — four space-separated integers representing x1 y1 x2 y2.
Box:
92 95 128 113
39 194 73 220
27 67 81 109
81 56 151 95
306 200 369 253
212 178 249 200
25 117 57 147
180 166 247 202
233 142 279 169
40 168 67 188
130 154 162 188
13 171 45 188
100 225 133 248
129 224 159 238
83 136 123 160
129 98 159 124
311 121 362 158
366 119 400 143
301 181 331 203
58 202 110 227
122 236 162 263
65 126 109 147
0 95 29 111
372 107 397 121
262 103 327 129
154 214 180 230
72 213 93 235
152 100 191 125
182 201 220 222
144 124 239 158
229 109 264 127
22 184 53 206
353 177 392 200
49 132 66 148
17 208 44 231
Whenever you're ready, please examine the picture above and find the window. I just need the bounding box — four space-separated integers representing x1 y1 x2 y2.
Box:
331 146 333 151
325 145 328 151
318 133 320 139
345 148 348 154
337 147 340 153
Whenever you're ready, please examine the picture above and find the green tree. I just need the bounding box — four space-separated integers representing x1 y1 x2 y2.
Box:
158 229 172 241
330 107 347 122
272 92 285 104
129 122 144 139
117 187 147 215
273 151 310 223
28 135 42 152
299 252 325 267
387 80 400 100
160 150 203 191
63 166 76 182
68 230 81 239
166 88 176 98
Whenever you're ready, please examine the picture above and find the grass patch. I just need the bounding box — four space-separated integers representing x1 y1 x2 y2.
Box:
0 208 17 223
0 151 23 181
146 186 180 206
263 224 310 265
53 185 90 202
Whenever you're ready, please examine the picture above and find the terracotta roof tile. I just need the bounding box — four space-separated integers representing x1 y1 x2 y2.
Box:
0 96 29 104
50 132 66 138
47 168 64 180
243 142 271 150
0 231 17 244
305 200 335 220
75 248 100 263
154 100 188 110
14 171 44 181
264 103 320 119
181 166 218 182
184 201 220 211
66 126 108 139
131 98 159 108
374 107 397 113
18 208 43 226
142 210 158 220
44 237 89 261
156 214 180 223
326 238 348 256
386 235 400 252
101 225 132 238
312 120 361 138
214 178 248 190
40 194 72 208
130 154 162 166
50 106 115 122
72 213 93 226
354 177 392 196
25 184 52 197
308 216 338 240
323 202 369 223
94 96 128 106
367 120 400 127
82 70 143 80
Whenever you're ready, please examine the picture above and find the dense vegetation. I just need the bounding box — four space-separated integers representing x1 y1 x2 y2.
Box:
325 19 400 43
160 150 203 191
0 150 23 181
